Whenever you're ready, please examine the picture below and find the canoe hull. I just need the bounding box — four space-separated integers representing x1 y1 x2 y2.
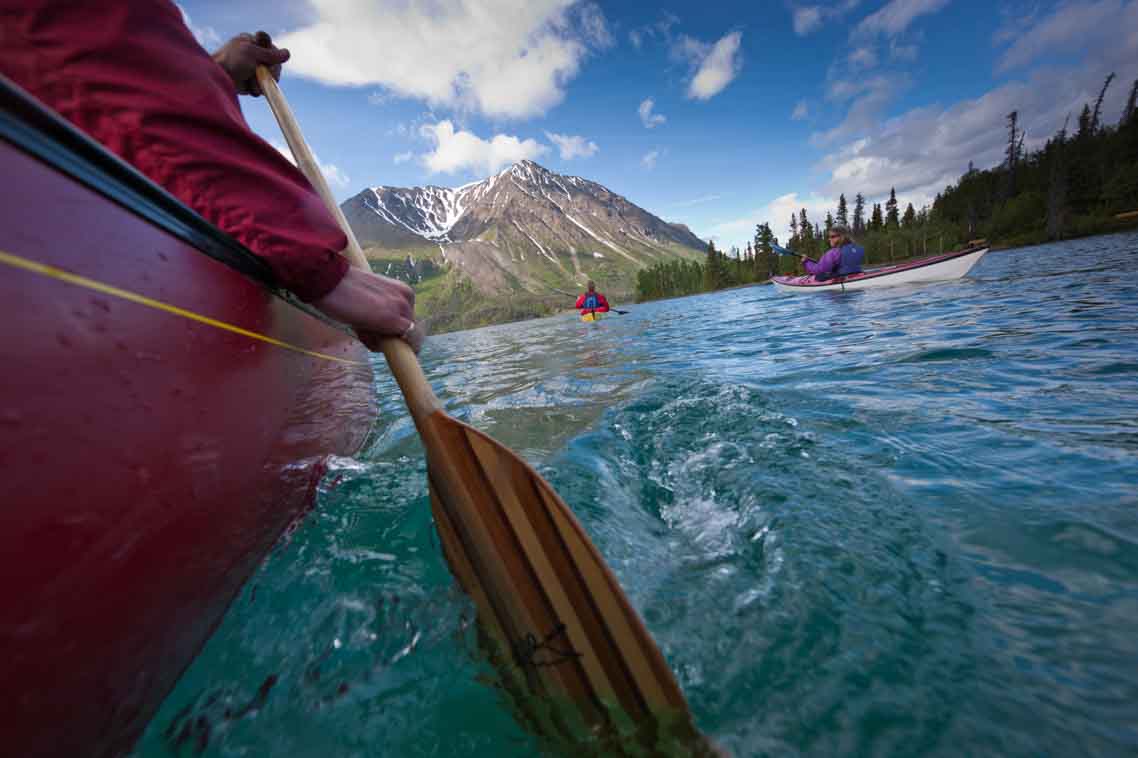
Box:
0 78 375 756
772 247 988 292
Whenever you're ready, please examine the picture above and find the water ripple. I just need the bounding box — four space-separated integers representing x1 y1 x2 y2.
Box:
138 232 1138 757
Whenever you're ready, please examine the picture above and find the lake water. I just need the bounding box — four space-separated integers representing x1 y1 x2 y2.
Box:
135 232 1138 757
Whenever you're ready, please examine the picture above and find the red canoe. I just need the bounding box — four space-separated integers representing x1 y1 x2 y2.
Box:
0 76 376 756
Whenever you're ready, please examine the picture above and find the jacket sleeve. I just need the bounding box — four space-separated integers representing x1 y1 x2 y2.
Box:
575 294 586 308
595 294 610 312
0 0 349 302
803 248 841 275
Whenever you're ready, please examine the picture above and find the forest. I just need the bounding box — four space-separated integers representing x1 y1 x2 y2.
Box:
637 74 1138 303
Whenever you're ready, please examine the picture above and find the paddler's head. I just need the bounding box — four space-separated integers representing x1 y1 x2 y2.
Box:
586 280 596 292
829 224 851 247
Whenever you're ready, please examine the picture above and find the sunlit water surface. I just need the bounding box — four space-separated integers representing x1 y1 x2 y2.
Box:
136 233 1138 757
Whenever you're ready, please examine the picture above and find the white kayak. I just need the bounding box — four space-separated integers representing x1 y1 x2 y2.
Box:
771 246 988 293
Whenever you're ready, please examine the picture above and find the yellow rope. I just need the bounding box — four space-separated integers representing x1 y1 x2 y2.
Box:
0 248 365 366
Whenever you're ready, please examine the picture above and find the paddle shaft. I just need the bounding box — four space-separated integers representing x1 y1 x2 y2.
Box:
256 67 439 422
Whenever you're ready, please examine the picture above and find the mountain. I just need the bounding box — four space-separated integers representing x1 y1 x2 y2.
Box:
339 161 705 329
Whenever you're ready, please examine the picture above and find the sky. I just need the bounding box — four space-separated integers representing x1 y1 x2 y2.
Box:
179 0 1138 248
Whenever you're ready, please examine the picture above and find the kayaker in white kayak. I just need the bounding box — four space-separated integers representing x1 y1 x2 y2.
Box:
800 224 865 281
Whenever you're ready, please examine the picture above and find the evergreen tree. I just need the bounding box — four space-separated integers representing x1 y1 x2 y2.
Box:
836 194 849 227
870 203 884 231
701 239 710 289
799 208 814 253
1124 79 1138 125
902 203 917 228
824 211 834 240
755 222 774 279
1090 73 1115 133
852 193 865 233
1006 110 1021 197
703 240 721 290
1047 116 1070 239
1077 104 1093 140
885 188 900 228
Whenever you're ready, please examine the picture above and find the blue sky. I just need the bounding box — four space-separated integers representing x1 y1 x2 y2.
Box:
179 0 1138 248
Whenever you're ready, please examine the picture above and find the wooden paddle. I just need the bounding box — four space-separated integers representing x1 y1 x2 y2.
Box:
255 68 707 750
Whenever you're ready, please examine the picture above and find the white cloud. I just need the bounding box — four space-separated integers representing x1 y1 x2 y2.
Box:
792 1 865 36
277 0 609 119
854 0 950 38
176 3 222 50
669 193 723 208
577 2 614 48
816 62 1136 206
419 121 547 174
684 31 744 100
997 0 1138 73
545 132 599 159
794 7 824 35
641 150 661 169
629 11 681 50
269 139 350 189
814 75 905 145
710 191 838 247
890 39 919 61
639 98 667 128
813 0 1138 207
393 151 413 164
792 100 810 120
849 46 878 69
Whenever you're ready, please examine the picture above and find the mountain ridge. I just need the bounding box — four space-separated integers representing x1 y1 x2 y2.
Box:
339 160 706 331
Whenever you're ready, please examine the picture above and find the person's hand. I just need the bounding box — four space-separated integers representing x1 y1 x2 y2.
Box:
211 31 289 97
311 267 424 353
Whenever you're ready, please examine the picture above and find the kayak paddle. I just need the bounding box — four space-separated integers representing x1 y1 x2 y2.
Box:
256 67 705 749
771 243 814 266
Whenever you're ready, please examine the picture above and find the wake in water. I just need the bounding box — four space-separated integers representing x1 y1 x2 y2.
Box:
139 234 1138 757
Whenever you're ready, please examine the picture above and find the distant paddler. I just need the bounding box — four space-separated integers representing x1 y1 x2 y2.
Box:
800 224 865 281
575 280 611 318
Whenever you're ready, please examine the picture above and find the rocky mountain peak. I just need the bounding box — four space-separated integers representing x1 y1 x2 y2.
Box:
340 161 705 298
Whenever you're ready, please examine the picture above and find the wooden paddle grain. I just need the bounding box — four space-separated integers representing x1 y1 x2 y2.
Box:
255 67 704 749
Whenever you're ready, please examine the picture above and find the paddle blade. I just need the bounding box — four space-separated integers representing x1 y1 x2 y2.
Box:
420 410 701 745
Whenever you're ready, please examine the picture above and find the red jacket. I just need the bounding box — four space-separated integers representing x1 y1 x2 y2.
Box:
575 291 610 312
0 0 349 302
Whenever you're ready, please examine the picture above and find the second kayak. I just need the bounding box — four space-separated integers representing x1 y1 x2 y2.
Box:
772 245 988 293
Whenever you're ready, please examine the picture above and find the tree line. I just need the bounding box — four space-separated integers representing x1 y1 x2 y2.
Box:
637 74 1138 303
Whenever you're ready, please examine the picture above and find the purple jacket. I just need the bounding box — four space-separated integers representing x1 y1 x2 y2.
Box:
804 243 865 277
804 247 843 276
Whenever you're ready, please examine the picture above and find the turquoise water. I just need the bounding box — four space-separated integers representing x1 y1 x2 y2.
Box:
136 233 1138 757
